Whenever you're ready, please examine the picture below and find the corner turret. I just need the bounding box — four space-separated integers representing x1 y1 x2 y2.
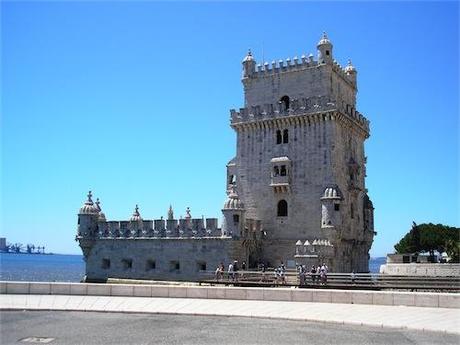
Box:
344 59 357 87
317 32 333 65
320 185 343 240
77 191 99 238
76 191 99 260
221 185 246 238
242 49 256 79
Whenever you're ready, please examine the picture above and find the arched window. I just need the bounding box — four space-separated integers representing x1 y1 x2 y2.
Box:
280 95 290 110
276 130 282 144
283 129 289 143
277 200 288 217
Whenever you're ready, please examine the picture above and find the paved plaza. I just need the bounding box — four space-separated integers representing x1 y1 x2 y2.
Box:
1 294 459 335
2 311 459 345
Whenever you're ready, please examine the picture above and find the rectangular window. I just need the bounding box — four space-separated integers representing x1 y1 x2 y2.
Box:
102 258 110 269
233 214 240 223
170 260 180 272
334 204 340 211
146 259 156 270
196 261 206 271
122 258 133 270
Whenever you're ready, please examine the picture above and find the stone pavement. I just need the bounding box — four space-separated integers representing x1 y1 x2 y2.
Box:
1 294 459 334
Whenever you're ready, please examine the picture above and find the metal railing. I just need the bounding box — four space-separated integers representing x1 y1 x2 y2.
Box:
199 270 460 292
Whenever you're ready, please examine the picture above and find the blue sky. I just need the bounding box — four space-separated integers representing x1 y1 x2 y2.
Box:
1 1 458 256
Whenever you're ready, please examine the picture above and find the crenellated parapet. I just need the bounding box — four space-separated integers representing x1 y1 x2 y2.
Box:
251 54 318 78
229 96 369 135
248 55 355 86
97 217 222 239
76 195 227 242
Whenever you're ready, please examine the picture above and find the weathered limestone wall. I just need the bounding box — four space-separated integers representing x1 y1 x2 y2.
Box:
380 264 460 276
236 120 335 238
85 238 242 282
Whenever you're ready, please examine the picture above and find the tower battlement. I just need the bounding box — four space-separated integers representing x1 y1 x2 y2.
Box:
229 95 369 135
241 33 358 109
249 55 355 87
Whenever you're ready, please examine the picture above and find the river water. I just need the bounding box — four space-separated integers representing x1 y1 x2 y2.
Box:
0 253 386 282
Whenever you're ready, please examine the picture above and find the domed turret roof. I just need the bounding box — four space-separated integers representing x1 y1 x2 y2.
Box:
317 32 332 47
130 204 142 222
242 49 254 63
344 59 356 73
321 185 343 199
79 191 99 214
223 186 245 210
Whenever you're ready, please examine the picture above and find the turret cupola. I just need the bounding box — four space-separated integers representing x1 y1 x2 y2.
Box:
79 191 99 215
242 49 256 79
223 185 245 210
221 185 246 238
320 185 343 230
317 32 333 65
130 204 142 222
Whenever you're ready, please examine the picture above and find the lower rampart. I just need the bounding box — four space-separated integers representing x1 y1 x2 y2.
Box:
380 263 460 276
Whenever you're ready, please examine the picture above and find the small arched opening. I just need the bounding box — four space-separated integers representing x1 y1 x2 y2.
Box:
283 129 289 143
277 200 288 217
276 130 282 144
280 95 290 110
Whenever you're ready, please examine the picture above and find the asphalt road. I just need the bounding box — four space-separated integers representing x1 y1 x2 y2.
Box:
1 311 458 345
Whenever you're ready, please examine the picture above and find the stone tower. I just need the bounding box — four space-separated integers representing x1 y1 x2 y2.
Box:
227 33 375 272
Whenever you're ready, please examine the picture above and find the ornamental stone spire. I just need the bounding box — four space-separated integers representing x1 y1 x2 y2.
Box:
168 205 174 220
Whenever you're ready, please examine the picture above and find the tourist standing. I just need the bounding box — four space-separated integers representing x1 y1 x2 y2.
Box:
233 260 238 282
310 265 317 284
228 262 234 282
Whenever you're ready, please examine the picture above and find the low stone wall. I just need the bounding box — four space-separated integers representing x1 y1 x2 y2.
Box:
1 281 458 309
380 263 460 276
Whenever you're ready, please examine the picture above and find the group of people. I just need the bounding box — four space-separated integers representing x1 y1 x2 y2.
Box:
214 260 329 286
298 263 329 286
215 260 246 282
273 262 287 284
